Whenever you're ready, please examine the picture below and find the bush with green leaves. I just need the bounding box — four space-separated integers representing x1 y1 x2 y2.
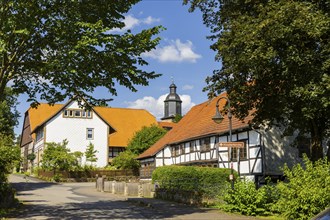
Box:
273 155 330 220
220 179 278 216
152 165 235 193
0 135 21 182
112 151 140 170
41 140 82 173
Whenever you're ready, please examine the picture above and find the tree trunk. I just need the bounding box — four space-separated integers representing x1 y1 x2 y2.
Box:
310 120 324 162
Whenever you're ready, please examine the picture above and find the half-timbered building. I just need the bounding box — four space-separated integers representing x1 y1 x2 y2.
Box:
137 93 304 184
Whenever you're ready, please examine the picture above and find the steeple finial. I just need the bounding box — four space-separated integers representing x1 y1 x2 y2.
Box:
171 76 174 84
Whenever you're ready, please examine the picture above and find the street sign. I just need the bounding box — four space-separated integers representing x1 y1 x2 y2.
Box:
218 142 245 148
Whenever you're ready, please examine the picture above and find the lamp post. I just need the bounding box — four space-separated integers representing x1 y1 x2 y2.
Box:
212 96 234 190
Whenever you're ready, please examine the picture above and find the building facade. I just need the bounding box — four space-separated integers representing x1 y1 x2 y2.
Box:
138 93 307 185
20 99 158 170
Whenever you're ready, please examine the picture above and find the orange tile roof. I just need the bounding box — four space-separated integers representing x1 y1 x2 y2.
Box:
26 102 158 147
94 107 157 147
137 93 254 159
28 104 64 132
158 121 176 129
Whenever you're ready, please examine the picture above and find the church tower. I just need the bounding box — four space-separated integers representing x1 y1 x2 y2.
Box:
161 81 182 121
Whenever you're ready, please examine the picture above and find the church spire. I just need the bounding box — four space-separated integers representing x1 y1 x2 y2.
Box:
161 80 182 121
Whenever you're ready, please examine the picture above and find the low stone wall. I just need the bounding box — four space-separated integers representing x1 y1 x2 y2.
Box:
96 177 155 198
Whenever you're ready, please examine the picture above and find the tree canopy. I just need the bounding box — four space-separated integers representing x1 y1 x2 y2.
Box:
185 0 330 161
0 135 20 182
0 88 19 138
0 0 163 106
127 124 167 155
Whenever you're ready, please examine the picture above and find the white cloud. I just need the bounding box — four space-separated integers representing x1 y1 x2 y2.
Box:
182 84 194 91
125 94 195 119
110 14 160 32
142 39 202 63
143 16 161 24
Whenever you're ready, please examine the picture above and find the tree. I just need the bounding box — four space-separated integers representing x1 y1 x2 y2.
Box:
112 150 140 170
85 143 97 166
0 135 20 182
173 114 183 123
0 1 163 106
185 0 330 161
41 140 79 172
127 124 167 155
0 88 19 138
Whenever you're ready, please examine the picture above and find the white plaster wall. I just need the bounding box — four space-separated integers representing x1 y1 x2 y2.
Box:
238 131 248 140
251 159 262 173
249 130 260 146
239 161 250 174
164 147 171 157
249 147 260 158
156 158 163 166
45 101 109 167
164 158 172 166
219 150 229 161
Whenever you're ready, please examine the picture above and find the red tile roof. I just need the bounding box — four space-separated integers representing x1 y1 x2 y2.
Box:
137 93 253 159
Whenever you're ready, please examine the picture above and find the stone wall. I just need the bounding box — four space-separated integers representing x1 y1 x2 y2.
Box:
96 177 155 198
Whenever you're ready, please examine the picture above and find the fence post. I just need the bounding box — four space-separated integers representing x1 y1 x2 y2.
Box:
101 175 106 192
95 174 99 189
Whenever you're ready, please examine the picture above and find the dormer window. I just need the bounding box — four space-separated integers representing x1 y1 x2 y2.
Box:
63 109 93 119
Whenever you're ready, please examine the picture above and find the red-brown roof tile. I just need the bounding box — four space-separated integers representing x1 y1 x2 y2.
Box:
137 93 253 159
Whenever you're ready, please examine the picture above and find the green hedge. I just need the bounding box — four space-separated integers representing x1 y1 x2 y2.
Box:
151 165 237 193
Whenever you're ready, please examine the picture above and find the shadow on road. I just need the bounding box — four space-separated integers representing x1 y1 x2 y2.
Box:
6 199 210 219
11 181 57 194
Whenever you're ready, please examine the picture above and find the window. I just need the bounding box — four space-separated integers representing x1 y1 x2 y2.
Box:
231 141 247 161
36 128 44 142
175 145 180 156
189 141 195 152
63 108 93 119
109 147 124 158
200 137 210 152
87 110 92 118
171 146 176 157
74 110 81 117
63 110 69 117
86 128 94 140
180 144 185 154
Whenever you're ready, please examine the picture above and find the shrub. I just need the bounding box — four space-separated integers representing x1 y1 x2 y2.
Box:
112 151 140 170
152 165 236 193
272 155 330 220
220 179 278 216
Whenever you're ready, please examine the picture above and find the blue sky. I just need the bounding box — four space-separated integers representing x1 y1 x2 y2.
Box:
15 0 220 135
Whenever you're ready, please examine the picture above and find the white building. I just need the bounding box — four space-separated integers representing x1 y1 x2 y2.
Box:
20 99 159 170
137 93 314 185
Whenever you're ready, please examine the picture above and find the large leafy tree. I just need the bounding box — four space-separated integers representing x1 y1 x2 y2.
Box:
0 88 19 138
0 1 163 106
127 124 167 155
185 0 330 161
0 135 20 182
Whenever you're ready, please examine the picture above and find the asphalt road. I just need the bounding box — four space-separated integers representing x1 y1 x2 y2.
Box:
7 174 257 220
